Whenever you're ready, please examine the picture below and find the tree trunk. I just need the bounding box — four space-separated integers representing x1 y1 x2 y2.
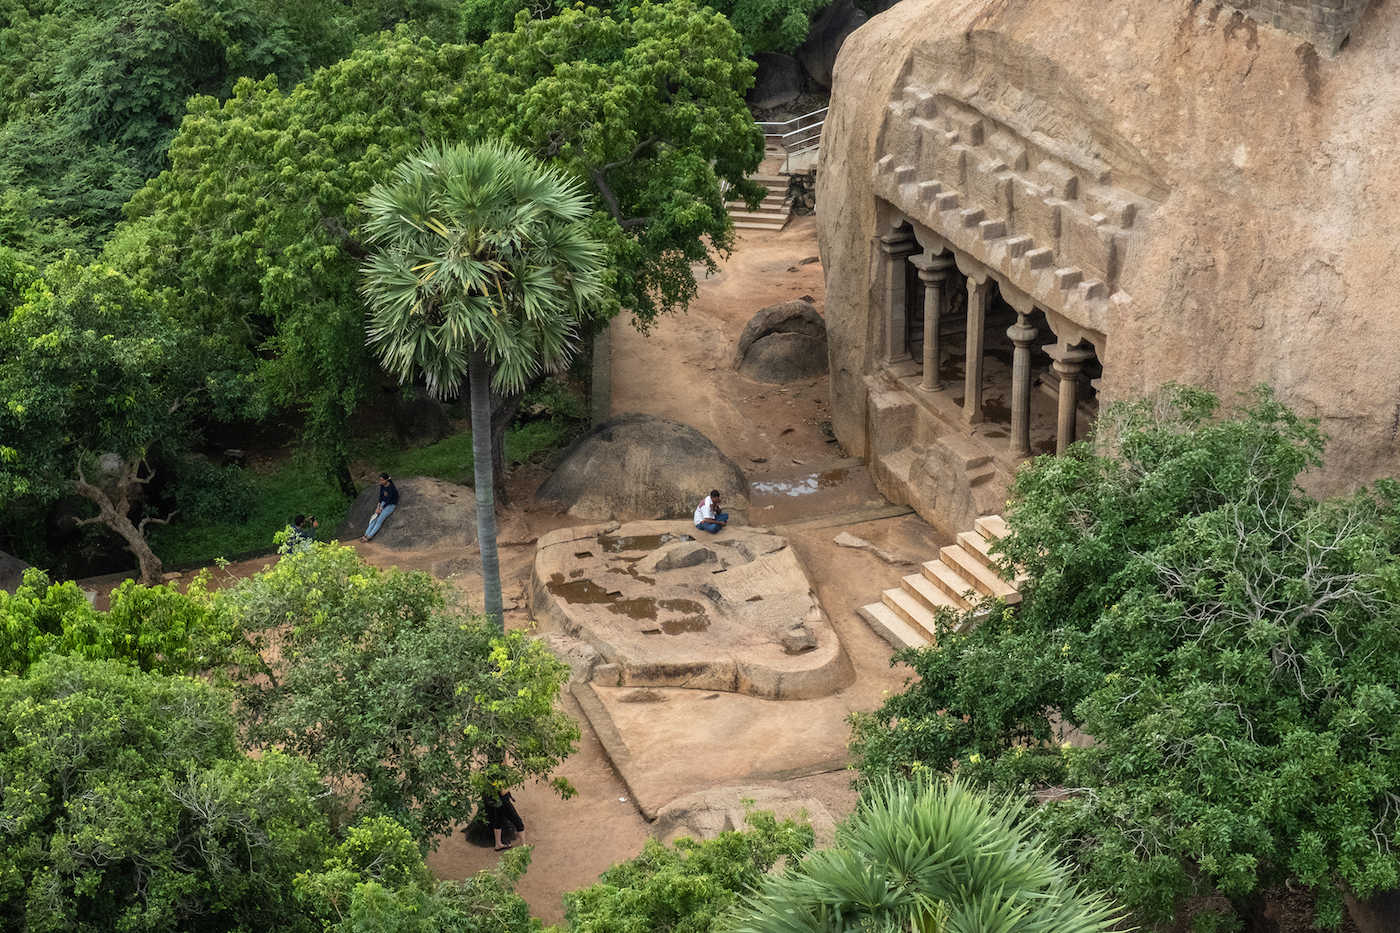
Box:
488 384 528 505
1231 891 1280 933
334 460 357 499
469 348 505 632
73 456 165 586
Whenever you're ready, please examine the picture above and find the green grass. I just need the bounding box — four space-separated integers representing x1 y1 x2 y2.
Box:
147 464 352 568
357 431 477 484
148 417 586 570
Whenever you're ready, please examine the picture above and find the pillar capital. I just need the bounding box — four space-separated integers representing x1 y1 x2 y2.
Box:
1007 314 1038 346
910 253 955 281
1044 343 1096 366
876 231 919 256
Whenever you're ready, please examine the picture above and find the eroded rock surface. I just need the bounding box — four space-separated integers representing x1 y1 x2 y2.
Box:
336 476 477 551
530 520 853 699
534 414 748 521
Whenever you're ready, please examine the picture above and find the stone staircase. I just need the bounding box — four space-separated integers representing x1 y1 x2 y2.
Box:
726 172 791 232
857 515 1024 650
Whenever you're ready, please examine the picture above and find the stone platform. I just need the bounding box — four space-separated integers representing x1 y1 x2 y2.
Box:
529 520 854 700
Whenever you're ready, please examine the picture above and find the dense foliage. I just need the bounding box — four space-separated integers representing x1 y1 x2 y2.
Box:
851 386 1400 929
224 541 580 848
0 0 460 264
731 777 1121 933
0 655 332 932
0 551 559 931
0 567 237 677
0 256 250 582
562 810 814 933
110 2 760 487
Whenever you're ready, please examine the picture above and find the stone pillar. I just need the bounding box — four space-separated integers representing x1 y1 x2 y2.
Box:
876 232 918 364
1006 312 1038 458
910 253 954 391
1045 344 1095 454
963 278 993 425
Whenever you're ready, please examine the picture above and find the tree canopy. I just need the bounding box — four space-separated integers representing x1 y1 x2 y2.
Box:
223 541 580 848
850 386 1400 930
0 0 461 264
110 3 760 485
0 256 250 582
0 655 332 932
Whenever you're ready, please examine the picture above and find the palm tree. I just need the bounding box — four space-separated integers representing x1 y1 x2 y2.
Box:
360 141 607 631
730 776 1122 933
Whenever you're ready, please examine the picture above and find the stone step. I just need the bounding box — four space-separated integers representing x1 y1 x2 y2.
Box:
858 602 932 651
939 544 1022 604
975 514 1010 541
920 559 977 608
901 571 964 616
733 218 789 231
955 530 998 569
881 587 940 642
970 515 1029 582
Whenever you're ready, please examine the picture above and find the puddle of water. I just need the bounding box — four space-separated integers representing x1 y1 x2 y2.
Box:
569 569 584 578
597 532 693 553
661 616 709 634
548 574 708 631
548 575 620 604
751 468 852 498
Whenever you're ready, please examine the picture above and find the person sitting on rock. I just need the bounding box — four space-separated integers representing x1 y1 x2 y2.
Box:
694 489 728 534
360 472 398 542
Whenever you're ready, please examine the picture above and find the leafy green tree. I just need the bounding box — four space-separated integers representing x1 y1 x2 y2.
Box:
0 566 239 677
111 3 761 487
563 810 814 933
0 256 250 583
360 140 606 629
731 777 1120 933
297 817 542 933
850 386 1400 930
0 655 334 932
223 541 579 848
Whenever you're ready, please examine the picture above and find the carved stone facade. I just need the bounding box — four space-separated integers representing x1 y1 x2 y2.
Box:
816 0 1400 534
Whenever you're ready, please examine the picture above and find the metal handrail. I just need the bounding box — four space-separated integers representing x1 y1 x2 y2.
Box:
756 106 828 158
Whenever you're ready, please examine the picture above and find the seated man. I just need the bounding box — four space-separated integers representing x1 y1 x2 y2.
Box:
291 514 318 551
693 489 728 534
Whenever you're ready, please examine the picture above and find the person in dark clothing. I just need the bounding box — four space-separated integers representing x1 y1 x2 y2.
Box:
360 472 398 542
484 787 526 850
292 514 318 551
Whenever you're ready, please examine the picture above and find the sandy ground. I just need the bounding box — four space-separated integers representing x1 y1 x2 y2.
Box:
83 216 953 925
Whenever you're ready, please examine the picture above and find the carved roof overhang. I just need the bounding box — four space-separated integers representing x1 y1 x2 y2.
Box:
872 34 1167 354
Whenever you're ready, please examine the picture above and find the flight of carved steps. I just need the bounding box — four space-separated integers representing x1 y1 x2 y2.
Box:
857 515 1025 650
725 172 791 231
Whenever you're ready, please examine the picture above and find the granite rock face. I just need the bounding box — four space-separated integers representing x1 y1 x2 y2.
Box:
336 476 477 550
529 521 854 700
818 0 1400 508
535 414 749 521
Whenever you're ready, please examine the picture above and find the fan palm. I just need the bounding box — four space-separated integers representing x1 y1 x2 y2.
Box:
361 141 607 630
730 776 1123 933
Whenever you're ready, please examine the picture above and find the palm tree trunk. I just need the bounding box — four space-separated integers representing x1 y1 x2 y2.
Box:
469 346 505 632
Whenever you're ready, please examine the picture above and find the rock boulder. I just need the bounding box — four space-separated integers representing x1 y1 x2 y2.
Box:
732 299 829 383
336 476 478 551
535 414 748 521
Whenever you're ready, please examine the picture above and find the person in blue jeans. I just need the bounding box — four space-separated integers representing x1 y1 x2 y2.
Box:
360 472 398 542
693 489 728 533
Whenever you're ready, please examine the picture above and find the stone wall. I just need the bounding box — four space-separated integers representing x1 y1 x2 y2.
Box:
817 0 1400 526
1227 0 1371 55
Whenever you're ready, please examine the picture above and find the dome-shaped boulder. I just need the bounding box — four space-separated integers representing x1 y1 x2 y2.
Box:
535 414 747 521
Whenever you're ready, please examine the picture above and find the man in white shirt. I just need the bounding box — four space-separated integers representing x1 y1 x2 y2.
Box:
694 489 728 533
